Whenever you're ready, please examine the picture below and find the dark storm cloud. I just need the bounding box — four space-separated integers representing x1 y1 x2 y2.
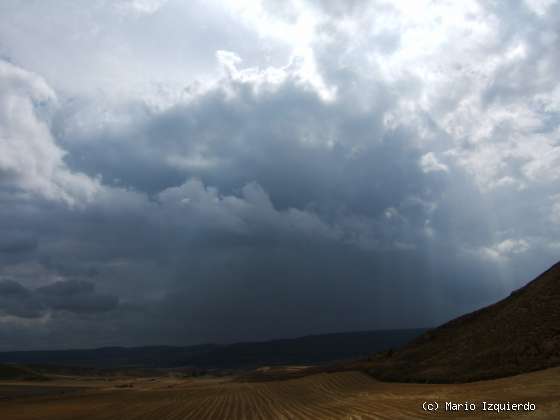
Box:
0 232 37 254
0 71 506 347
0 279 42 319
0 279 118 319
58 77 403 213
0 279 30 298
0 0 558 349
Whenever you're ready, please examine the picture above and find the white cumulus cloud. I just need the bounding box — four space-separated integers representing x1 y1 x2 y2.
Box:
0 60 100 205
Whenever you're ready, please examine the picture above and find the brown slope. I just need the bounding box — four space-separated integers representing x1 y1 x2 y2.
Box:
367 261 560 383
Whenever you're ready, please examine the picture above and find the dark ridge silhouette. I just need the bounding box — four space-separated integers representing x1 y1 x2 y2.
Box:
0 329 426 370
180 329 426 368
366 261 560 383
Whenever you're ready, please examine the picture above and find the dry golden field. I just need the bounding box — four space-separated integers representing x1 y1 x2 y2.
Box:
1 367 559 420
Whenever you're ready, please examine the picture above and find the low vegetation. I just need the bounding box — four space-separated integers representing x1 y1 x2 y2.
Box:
0 364 47 381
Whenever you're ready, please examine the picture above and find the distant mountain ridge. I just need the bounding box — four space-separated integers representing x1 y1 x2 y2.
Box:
0 329 426 370
367 261 560 382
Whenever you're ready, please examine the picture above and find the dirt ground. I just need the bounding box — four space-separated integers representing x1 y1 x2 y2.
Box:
0 367 558 419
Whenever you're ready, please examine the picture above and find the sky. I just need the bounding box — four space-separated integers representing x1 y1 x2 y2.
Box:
0 0 559 350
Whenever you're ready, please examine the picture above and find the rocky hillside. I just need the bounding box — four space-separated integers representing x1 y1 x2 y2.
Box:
367 262 560 382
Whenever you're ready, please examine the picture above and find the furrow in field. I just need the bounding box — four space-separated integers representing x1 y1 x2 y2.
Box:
211 388 231 420
257 382 296 420
253 382 282 420
182 395 213 420
248 383 272 420
201 388 233 420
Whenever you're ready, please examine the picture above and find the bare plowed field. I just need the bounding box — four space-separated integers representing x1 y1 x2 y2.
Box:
1 368 559 419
